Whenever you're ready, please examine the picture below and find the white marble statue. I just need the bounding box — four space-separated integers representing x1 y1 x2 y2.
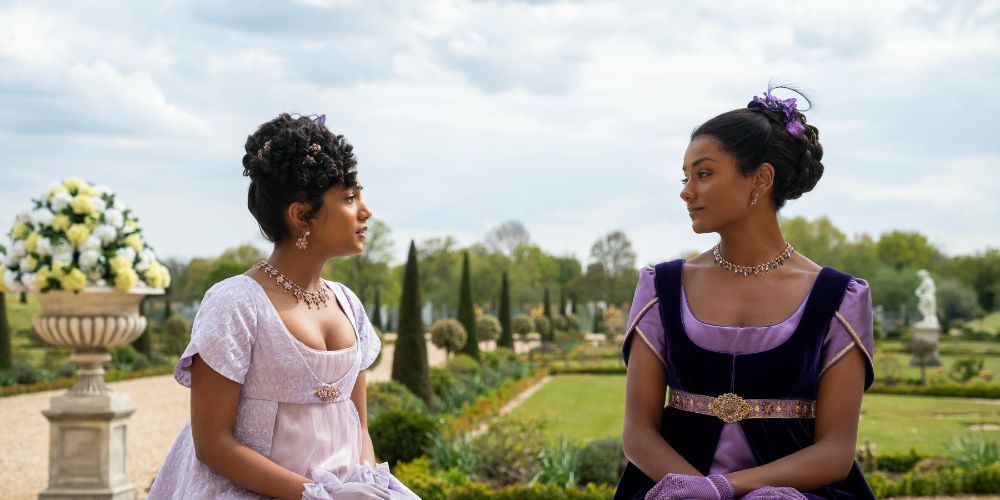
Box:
914 269 939 329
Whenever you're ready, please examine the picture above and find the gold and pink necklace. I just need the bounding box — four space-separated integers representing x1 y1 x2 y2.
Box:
712 242 794 278
254 261 331 309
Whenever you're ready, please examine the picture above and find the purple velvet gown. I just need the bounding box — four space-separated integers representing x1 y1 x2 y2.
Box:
617 263 875 499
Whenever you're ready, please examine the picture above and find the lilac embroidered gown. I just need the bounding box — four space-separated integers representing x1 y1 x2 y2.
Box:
624 266 875 475
148 275 401 499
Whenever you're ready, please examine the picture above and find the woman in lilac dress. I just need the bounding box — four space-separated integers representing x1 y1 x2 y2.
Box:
149 114 417 499
616 88 875 500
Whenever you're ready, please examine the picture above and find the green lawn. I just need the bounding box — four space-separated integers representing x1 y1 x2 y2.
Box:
505 375 1000 455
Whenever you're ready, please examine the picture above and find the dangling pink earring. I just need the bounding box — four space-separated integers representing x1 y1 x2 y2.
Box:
751 192 760 207
296 230 311 250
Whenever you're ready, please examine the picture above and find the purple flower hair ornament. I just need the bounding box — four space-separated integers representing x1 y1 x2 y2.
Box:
313 114 326 126
748 92 806 139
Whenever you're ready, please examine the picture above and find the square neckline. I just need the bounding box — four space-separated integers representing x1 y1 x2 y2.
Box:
241 274 360 353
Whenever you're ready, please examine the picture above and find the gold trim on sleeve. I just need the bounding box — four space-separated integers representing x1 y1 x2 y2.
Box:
834 311 874 366
624 297 659 335
625 325 668 370
819 343 856 377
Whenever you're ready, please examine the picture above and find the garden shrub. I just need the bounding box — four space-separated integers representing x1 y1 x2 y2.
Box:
369 410 438 466
948 433 999 469
8 360 44 384
159 314 191 357
875 449 935 473
367 381 428 420
533 315 552 341
472 417 546 485
950 357 985 382
430 318 467 357
449 354 482 377
110 344 150 371
429 432 478 474
577 436 628 485
534 438 581 487
512 315 533 337
476 315 502 343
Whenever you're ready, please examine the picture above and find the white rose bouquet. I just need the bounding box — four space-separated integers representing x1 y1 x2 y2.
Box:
0 177 171 294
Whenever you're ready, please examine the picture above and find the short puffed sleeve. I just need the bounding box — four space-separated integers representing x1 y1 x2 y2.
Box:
338 283 382 371
621 266 667 369
819 278 875 389
174 276 257 387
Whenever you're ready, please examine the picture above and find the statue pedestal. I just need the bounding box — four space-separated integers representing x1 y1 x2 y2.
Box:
910 325 942 367
39 391 136 500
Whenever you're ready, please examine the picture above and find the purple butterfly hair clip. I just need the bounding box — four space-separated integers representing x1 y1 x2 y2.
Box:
748 92 806 139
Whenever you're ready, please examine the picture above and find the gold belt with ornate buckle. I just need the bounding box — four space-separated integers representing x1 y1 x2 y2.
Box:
667 387 816 423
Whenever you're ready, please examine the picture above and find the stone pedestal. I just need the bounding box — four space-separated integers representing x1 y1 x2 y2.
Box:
40 387 136 500
909 324 942 367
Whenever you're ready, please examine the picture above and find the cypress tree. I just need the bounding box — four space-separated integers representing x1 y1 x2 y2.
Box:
372 288 383 331
570 293 577 314
132 299 152 357
457 251 479 360
498 272 513 349
558 287 566 317
543 287 551 318
0 292 11 370
391 241 432 403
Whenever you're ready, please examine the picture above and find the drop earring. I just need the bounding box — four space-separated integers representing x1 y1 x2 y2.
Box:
296 230 311 250
751 192 760 207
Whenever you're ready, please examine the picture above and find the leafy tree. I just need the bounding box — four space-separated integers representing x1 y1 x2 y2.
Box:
476 315 502 343
543 288 552 318
132 299 152 357
430 319 467 358
323 220 395 305
937 278 982 332
498 272 513 349
780 216 848 267
457 252 479 360
416 236 462 315
588 231 638 306
868 266 921 322
939 249 1000 312
391 241 432 404
877 231 940 271
484 220 530 257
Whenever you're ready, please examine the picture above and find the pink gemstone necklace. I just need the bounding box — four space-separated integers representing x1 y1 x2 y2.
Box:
713 242 795 278
254 261 331 309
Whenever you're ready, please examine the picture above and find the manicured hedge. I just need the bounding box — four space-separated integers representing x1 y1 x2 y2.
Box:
867 463 1000 497
0 364 175 397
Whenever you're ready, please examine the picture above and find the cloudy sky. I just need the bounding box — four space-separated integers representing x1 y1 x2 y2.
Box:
1 0 998 267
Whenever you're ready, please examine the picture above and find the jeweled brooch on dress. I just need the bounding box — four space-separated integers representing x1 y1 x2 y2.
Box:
314 383 341 402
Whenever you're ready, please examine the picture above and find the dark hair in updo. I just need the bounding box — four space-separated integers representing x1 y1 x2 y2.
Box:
242 113 358 242
691 95 824 210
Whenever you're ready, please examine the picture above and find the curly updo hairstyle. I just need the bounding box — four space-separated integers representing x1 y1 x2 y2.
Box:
242 113 358 242
691 90 824 210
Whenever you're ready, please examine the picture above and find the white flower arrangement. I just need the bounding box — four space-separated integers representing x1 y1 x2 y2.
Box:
0 177 171 294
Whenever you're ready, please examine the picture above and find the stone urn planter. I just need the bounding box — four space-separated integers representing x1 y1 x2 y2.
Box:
35 287 161 500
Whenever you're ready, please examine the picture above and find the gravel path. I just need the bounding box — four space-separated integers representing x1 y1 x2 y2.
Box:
0 338 525 499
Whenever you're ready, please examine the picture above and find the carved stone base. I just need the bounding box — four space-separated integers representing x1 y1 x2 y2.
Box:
910 325 942 367
40 391 136 500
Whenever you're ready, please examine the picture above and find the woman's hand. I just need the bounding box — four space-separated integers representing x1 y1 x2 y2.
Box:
645 473 734 500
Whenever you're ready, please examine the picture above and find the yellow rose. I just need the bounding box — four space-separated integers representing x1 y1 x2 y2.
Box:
78 183 96 196
48 184 68 201
114 268 138 291
66 224 91 248
0 264 7 293
109 255 133 275
59 268 87 292
125 219 139 232
70 195 96 215
144 261 172 289
52 215 71 232
50 261 69 277
24 255 37 271
63 177 86 193
25 232 41 253
12 222 30 239
36 265 52 289
84 216 98 230
124 234 143 253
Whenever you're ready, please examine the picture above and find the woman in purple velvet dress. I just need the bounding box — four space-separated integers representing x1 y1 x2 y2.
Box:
148 114 417 499
615 88 876 500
